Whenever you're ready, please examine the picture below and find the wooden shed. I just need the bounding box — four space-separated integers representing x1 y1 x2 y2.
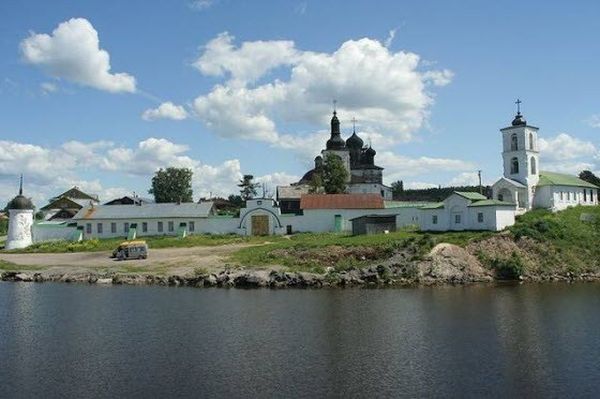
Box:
350 214 397 235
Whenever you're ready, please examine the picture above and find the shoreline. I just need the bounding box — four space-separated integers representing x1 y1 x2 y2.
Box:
2 265 599 289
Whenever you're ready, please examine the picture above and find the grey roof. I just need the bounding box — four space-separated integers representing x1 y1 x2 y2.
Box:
73 202 215 220
277 185 310 200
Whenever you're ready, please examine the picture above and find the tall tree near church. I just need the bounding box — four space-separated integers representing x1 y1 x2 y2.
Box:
322 154 348 194
149 167 194 203
238 174 259 200
579 170 600 187
391 180 404 198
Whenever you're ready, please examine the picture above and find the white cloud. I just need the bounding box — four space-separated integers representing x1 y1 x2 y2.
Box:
193 32 298 86
40 81 57 94
295 2 308 15
537 133 600 175
191 33 453 151
377 150 475 184
448 172 482 187
142 102 189 121
188 0 215 11
384 29 396 48
585 114 600 128
539 133 597 161
404 181 438 190
20 18 136 93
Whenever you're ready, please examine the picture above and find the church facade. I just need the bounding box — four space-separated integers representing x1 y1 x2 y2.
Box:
295 110 392 200
491 108 598 213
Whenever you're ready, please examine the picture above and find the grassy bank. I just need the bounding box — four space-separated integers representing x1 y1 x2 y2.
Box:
2 233 282 254
230 229 494 273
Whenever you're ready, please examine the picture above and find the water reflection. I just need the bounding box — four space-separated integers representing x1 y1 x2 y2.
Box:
1 283 599 398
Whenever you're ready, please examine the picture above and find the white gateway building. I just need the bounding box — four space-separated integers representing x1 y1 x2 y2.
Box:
492 106 598 213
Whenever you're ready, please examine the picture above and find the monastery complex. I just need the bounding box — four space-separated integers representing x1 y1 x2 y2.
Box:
4 105 598 250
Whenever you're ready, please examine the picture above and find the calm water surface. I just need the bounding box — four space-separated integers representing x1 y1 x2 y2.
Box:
0 282 599 398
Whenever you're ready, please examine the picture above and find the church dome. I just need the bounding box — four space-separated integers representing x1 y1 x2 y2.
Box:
326 135 346 150
511 112 527 126
346 132 364 149
365 146 376 156
7 195 33 210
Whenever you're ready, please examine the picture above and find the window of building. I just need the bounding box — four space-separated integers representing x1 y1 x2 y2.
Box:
189 221 195 232
86 223 92 234
530 157 536 175
498 194 504 202
560 191 564 201
124 223 129 233
432 215 438 225
567 192 571 201
529 132 534 150
511 158 519 174
158 221 163 233
142 222 148 233
477 213 484 223
591 190 595 203
97 223 103 234
511 134 518 151
168 221 174 232
111 223 117 233
454 214 461 224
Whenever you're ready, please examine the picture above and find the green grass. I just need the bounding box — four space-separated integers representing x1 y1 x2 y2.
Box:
0 259 45 272
230 229 491 272
0 219 7 236
508 205 600 273
1 233 284 254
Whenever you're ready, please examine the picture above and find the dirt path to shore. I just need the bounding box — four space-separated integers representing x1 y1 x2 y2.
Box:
0 243 253 275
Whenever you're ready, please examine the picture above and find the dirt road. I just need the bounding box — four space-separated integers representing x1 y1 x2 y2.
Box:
0 243 251 275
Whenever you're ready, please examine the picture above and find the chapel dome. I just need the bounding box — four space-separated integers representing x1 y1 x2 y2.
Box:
511 112 527 126
346 132 364 149
365 146 376 156
7 195 34 210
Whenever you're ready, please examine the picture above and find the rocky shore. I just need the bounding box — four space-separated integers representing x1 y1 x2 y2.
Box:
2 243 598 288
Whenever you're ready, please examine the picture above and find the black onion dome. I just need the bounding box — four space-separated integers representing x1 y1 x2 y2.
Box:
512 112 527 126
326 135 346 150
346 132 364 149
366 146 376 156
7 195 34 210
330 111 340 133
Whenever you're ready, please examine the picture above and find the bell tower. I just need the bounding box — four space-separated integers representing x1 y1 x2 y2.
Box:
500 99 540 187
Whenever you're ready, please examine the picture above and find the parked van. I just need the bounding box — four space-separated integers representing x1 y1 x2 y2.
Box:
111 241 148 261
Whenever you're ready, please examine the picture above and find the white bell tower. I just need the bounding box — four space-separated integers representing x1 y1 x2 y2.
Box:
499 99 540 208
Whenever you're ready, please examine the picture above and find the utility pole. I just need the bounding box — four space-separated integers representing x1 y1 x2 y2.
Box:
478 170 483 195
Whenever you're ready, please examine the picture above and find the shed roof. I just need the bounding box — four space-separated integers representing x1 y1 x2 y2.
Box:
420 202 445 210
73 202 215 220
300 194 384 209
385 201 433 208
349 214 398 221
537 171 598 188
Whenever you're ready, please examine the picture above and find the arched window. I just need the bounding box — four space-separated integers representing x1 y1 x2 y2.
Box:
529 132 534 150
511 134 518 151
530 156 537 174
511 157 519 174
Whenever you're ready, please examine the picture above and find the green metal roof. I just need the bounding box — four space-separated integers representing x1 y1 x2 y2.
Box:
419 202 444 210
384 201 434 209
454 191 488 201
468 199 516 207
537 171 598 188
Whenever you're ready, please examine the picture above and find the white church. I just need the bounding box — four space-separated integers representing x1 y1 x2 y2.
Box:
491 102 597 213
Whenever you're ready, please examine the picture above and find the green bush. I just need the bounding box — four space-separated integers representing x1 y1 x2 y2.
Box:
491 252 524 280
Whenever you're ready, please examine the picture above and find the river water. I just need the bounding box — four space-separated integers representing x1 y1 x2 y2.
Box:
0 282 599 398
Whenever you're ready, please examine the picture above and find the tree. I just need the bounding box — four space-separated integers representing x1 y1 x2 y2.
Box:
391 180 404 198
238 174 259 200
308 173 324 194
322 154 348 194
149 167 193 203
227 194 245 208
579 170 600 187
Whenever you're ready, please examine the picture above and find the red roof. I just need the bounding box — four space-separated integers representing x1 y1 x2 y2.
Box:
300 194 384 210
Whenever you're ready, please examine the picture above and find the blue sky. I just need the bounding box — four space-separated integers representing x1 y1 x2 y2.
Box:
1 0 599 206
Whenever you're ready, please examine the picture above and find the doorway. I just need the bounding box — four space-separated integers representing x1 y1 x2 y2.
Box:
251 215 270 236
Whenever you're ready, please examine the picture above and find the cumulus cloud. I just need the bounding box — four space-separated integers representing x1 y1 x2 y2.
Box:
376 151 475 184
188 0 215 11
538 133 599 175
20 18 136 93
191 33 453 149
142 102 189 121
585 114 600 128
40 81 57 94
0 137 287 205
